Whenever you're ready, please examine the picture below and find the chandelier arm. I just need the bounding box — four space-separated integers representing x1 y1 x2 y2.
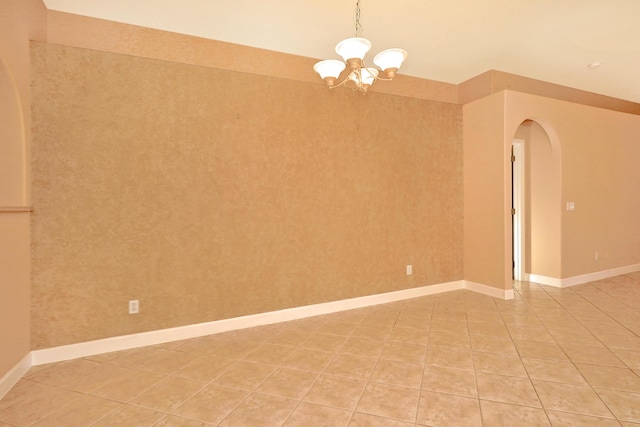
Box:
360 60 392 83
326 75 352 90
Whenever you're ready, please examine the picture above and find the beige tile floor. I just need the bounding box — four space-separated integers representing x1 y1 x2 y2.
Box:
2 273 640 426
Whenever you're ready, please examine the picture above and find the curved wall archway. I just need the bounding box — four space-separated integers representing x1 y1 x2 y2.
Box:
512 119 562 284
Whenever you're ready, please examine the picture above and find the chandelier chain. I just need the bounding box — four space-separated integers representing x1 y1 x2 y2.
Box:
355 0 363 37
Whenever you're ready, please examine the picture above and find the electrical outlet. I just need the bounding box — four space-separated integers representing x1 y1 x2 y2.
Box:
594 252 599 261
129 299 139 314
406 265 412 275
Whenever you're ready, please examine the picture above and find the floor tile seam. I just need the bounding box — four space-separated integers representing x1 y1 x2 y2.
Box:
513 290 617 378
517 304 623 405
0 395 83 427
278 328 385 422
256 391 306 427
592 285 640 315
28 358 118 384
180 360 250 402
150 414 177 426
202 387 291 426
531 378 618 421
519 362 590 388
296 344 387 425
469 347 519 358
485 372 545 411
22 373 120 399
242 342 298 361
347 317 405 426
586 381 640 395
281 399 355 427
561 291 640 338
477 396 549 412
465 327 487 427
20 386 129 427
85 400 166 427
539 404 620 422
131 374 210 416
89 372 169 404
410 304 438 426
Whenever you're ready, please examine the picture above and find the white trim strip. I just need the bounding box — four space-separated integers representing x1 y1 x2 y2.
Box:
30 278 516 366
32 280 466 366
464 281 514 300
560 263 640 288
0 353 31 400
526 263 640 288
526 273 563 287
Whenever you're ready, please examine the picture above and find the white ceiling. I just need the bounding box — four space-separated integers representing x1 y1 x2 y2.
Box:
43 0 640 103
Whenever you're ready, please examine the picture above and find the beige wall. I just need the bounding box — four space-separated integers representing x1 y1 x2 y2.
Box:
464 90 640 291
505 92 640 278
30 42 463 349
460 70 640 116
0 0 46 379
463 91 510 289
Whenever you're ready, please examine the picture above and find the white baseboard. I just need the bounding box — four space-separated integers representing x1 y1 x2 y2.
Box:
465 281 515 300
560 263 640 288
526 263 640 288
0 353 31 400
525 273 563 287
31 278 513 366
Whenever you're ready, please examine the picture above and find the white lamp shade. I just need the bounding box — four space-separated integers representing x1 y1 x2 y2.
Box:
349 68 379 86
335 37 372 61
373 48 408 71
313 60 346 80
360 67 379 85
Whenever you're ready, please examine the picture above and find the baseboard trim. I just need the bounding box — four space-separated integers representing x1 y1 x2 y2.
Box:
464 281 514 300
525 273 563 287
0 353 31 400
32 280 467 365
526 263 640 288
31 278 516 366
561 263 640 288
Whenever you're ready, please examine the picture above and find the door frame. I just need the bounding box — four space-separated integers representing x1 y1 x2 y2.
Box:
512 139 525 281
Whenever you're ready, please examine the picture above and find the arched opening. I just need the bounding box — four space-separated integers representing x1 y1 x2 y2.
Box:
0 57 26 205
512 119 562 285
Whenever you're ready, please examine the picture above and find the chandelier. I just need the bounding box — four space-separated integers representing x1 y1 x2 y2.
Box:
313 0 407 93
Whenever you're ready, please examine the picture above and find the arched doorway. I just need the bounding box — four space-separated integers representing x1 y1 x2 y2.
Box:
511 120 561 285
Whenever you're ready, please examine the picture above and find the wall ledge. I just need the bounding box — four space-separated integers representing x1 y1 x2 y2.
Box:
525 263 640 288
31 279 508 366
0 353 31 400
0 206 33 213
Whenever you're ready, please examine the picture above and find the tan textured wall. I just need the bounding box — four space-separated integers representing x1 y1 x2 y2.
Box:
46 11 459 104
0 0 46 379
30 42 463 349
